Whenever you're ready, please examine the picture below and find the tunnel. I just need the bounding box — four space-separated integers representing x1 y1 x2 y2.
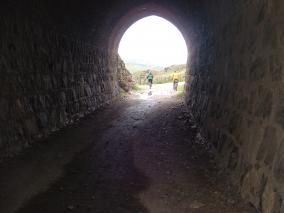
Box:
0 0 284 212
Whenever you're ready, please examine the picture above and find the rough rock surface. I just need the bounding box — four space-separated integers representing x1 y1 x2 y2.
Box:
187 1 284 212
0 18 119 158
117 56 134 92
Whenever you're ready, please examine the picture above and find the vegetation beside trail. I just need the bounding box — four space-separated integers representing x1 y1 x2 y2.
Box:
127 64 186 85
176 82 185 97
131 84 142 91
119 88 128 97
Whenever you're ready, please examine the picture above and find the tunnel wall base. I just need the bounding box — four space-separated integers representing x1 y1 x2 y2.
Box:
187 1 284 212
0 17 119 159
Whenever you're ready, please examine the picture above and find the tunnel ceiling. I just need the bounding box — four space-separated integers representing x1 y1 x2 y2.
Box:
108 2 191 51
2 0 205 49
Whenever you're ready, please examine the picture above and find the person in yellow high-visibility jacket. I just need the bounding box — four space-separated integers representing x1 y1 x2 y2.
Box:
172 71 179 91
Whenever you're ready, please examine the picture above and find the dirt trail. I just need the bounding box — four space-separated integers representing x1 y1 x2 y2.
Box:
0 84 255 213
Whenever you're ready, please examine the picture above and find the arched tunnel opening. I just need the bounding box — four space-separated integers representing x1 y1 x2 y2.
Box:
0 1 284 213
117 15 189 95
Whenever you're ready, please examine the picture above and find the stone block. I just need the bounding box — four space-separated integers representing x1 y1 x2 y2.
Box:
261 181 277 213
269 55 283 82
255 86 273 119
263 21 278 50
59 92 66 105
238 97 248 111
0 98 9 121
273 139 284 183
241 168 266 210
38 112 49 129
280 27 284 46
0 136 3 149
228 146 239 170
255 1 266 25
272 0 284 17
228 111 242 134
249 57 266 81
276 88 284 128
256 126 278 167
24 116 39 136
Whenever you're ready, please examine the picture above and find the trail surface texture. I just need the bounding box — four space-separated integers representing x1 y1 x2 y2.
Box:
0 84 255 213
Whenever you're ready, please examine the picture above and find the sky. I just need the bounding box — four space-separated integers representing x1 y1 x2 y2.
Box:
118 16 188 68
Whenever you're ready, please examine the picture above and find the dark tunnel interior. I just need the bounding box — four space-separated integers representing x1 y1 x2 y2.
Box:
0 0 284 212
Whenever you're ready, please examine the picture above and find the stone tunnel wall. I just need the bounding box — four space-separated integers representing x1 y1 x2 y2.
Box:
0 16 119 158
187 0 284 212
2 0 284 211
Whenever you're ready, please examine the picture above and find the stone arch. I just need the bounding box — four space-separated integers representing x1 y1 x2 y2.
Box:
108 2 190 55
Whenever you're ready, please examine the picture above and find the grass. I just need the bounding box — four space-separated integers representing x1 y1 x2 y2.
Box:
119 89 127 97
177 83 185 92
176 82 185 97
177 91 185 97
119 84 143 97
131 84 142 91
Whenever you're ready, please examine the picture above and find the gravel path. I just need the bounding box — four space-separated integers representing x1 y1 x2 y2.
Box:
1 84 255 213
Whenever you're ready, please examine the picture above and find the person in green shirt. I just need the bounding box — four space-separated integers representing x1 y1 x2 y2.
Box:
146 70 153 89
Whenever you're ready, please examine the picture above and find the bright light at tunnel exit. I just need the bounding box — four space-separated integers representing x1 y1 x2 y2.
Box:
118 16 188 68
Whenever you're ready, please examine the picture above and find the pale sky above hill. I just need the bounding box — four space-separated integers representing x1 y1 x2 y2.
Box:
118 16 188 68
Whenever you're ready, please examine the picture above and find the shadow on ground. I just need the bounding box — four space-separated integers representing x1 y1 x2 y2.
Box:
17 139 151 213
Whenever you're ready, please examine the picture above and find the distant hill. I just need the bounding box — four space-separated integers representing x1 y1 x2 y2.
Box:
125 63 164 73
164 64 186 72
